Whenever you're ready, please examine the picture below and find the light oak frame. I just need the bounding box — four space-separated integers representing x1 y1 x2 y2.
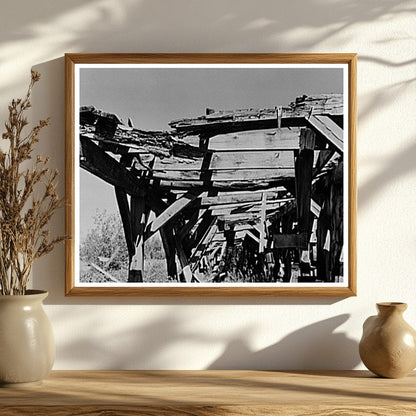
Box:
65 53 357 297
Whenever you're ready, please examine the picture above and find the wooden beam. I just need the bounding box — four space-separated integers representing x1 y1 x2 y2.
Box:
199 190 288 207
128 196 147 282
210 200 289 217
152 178 294 192
190 223 218 271
145 191 203 240
153 150 294 171
170 94 343 136
296 129 315 234
273 232 308 249
114 187 134 258
174 231 193 283
147 167 295 182
177 209 207 241
184 212 215 254
207 128 302 151
259 192 267 253
246 230 260 244
307 115 343 153
313 149 335 177
80 136 142 196
89 263 120 283
159 226 178 281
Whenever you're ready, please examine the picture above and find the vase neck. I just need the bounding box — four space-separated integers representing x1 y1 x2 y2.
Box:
377 302 407 317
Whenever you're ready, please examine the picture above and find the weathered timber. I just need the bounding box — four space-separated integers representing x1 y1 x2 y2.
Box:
259 192 267 253
114 187 134 257
209 200 290 216
159 226 178 280
207 128 302 151
169 94 343 137
313 149 335 177
273 232 308 249
152 178 295 192
307 115 343 153
184 211 215 254
174 230 193 282
80 106 204 160
146 167 296 182
246 230 260 244
144 190 203 241
212 230 248 243
80 136 143 196
198 190 288 207
177 208 207 241
311 199 322 218
152 149 294 171
190 223 218 269
296 129 315 234
128 196 147 282
89 263 120 283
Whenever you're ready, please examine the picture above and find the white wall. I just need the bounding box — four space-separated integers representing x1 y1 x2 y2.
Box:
1 0 415 370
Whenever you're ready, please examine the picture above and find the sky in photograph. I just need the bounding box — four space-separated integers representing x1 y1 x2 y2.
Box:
79 66 344 239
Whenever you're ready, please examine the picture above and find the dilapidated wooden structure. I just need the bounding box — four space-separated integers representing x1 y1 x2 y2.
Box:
80 93 344 284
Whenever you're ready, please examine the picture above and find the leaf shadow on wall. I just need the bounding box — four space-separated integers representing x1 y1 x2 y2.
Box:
0 0 414 97
207 314 360 370
53 308 359 370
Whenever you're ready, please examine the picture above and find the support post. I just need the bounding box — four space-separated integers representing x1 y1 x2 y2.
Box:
128 196 147 282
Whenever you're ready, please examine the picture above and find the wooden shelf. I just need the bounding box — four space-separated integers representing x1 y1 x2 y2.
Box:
1 370 415 415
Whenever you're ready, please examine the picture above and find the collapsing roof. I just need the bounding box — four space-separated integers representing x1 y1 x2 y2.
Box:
79 93 344 284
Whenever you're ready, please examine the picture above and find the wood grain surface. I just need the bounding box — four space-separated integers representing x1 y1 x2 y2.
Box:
1 370 415 415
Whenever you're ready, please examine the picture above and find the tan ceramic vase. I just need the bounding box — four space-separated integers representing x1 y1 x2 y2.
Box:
0 290 55 387
359 302 416 378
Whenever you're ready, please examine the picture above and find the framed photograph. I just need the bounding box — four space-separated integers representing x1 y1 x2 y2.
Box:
65 53 356 296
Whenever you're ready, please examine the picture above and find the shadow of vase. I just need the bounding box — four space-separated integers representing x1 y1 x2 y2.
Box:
208 314 360 370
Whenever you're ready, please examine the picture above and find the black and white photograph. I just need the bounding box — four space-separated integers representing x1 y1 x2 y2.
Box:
66 55 356 295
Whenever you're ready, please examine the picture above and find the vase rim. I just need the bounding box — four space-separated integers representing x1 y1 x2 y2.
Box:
0 290 48 301
377 302 407 311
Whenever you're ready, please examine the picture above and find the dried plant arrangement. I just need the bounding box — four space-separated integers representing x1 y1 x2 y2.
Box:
0 71 65 295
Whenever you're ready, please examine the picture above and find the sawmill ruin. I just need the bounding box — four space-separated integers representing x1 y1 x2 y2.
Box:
79 93 345 284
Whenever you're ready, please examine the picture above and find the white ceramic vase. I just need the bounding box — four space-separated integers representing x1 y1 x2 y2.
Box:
0 290 55 387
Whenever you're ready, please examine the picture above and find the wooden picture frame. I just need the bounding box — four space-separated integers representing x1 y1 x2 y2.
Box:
65 53 356 296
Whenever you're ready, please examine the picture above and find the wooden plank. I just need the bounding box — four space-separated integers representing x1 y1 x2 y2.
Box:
210 200 287 217
80 136 142 196
310 199 322 218
296 130 315 234
259 192 267 253
186 214 216 256
177 209 207 241
246 230 260 244
170 94 343 135
208 128 301 151
159 226 178 281
153 178 294 191
145 191 203 240
153 150 294 171
89 263 120 283
313 149 334 177
204 198 293 212
148 167 295 182
114 187 134 258
199 191 287 207
190 223 218 271
300 128 316 150
171 225 194 283
273 232 308 249
307 115 343 153
2 369 416 414
128 196 147 282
